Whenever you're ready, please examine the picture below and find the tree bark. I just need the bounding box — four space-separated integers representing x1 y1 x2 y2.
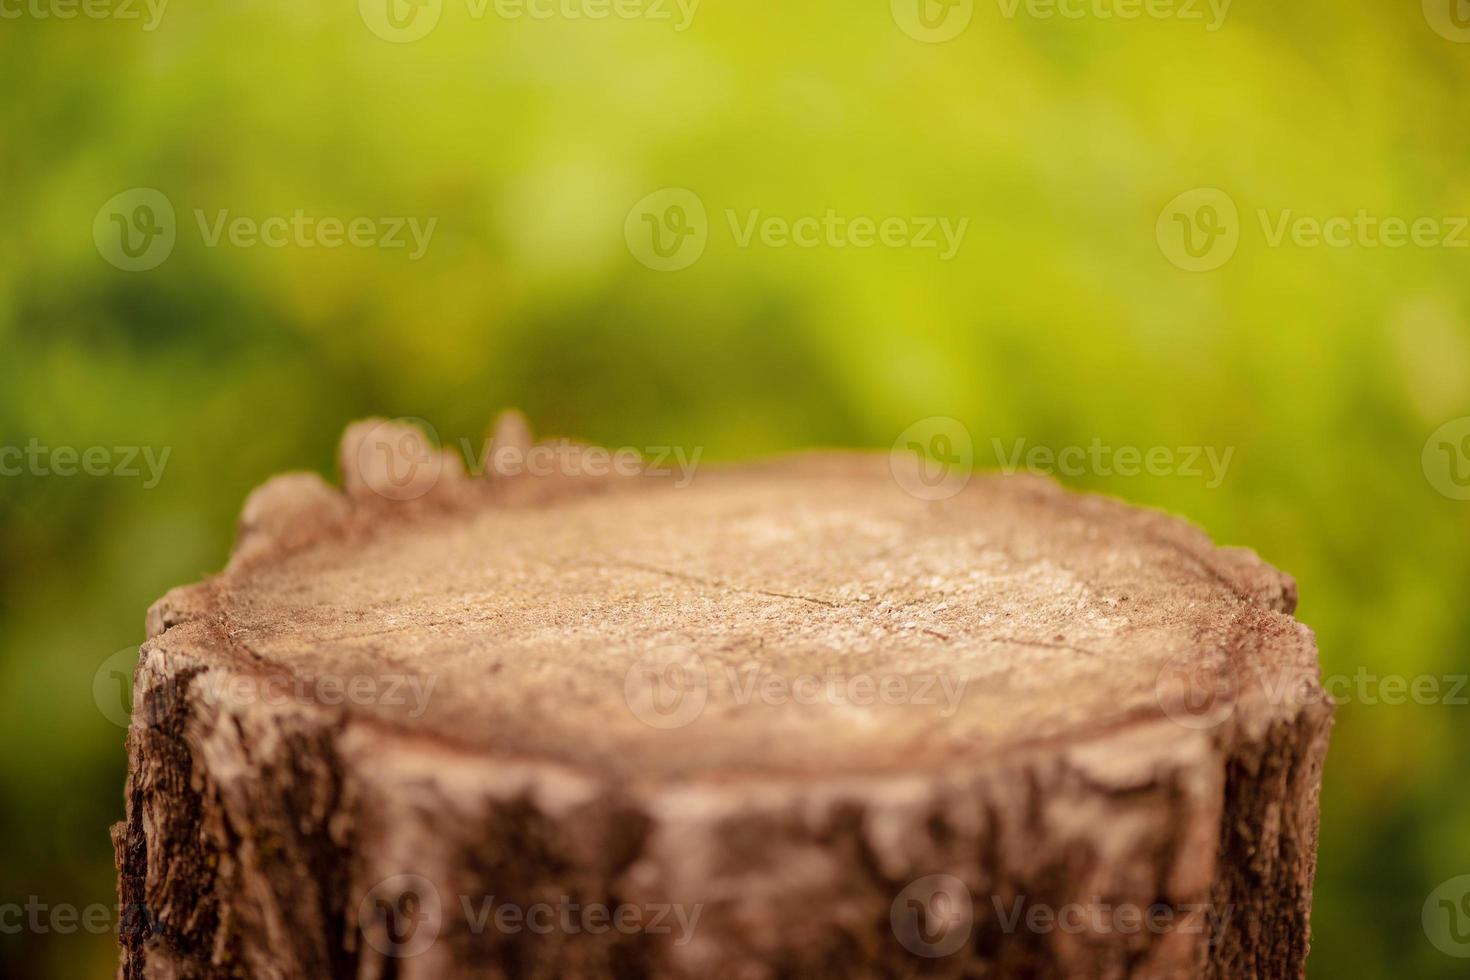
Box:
115 415 1332 979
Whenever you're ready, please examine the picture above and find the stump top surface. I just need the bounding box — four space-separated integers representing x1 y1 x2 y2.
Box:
150 421 1312 780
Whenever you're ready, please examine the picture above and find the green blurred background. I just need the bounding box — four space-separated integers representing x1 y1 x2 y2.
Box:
3 0 1469 975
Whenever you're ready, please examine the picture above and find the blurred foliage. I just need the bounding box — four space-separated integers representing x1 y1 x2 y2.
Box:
2 1 1469 976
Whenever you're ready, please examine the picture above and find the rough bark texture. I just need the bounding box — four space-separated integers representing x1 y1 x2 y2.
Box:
115 414 1332 979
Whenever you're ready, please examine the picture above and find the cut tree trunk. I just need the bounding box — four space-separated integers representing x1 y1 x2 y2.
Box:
115 414 1333 980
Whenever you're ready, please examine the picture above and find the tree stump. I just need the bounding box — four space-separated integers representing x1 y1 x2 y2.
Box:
115 414 1332 979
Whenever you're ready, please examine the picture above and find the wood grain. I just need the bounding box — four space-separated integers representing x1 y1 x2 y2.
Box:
116 414 1332 979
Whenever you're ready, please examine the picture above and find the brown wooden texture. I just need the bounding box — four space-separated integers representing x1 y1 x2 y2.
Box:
115 415 1332 979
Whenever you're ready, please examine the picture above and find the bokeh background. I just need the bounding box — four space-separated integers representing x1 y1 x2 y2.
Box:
3 0 1469 975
